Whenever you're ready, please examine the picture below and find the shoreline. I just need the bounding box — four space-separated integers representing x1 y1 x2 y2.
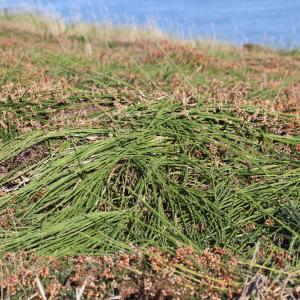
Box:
1 9 300 50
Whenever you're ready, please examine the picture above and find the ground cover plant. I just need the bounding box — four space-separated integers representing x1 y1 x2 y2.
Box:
0 13 300 299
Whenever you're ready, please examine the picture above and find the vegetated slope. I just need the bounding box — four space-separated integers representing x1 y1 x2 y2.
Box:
0 14 300 299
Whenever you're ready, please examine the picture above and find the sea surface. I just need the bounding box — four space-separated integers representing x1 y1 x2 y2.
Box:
1 0 300 47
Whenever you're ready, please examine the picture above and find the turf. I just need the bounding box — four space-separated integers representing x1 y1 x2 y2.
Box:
0 13 299 299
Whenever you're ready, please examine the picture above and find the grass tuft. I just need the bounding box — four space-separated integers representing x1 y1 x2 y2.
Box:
0 12 299 299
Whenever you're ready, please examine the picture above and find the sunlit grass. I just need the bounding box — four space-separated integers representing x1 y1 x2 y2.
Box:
0 12 299 299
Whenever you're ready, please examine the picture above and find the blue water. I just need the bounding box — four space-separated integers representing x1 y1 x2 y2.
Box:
1 0 300 47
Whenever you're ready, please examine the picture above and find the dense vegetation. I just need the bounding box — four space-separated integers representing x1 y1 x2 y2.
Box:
0 13 299 299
